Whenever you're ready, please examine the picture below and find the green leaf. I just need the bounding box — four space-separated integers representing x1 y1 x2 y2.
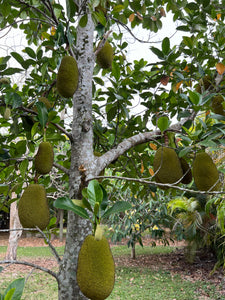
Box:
24 47 36 58
162 37 170 55
3 278 25 300
4 288 15 300
87 180 103 207
93 76 104 86
66 0 77 20
31 122 39 139
102 201 132 219
12 93 22 109
112 5 124 13
0 266 3 273
94 11 106 26
19 159 28 179
157 116 170 132
11 52 24 65
189 90 200 105
94 202 100 216
112 61 121 81
36 102 48 128
79 14 88 28
150 47 164 59
54 196 90 219
2 68 23 75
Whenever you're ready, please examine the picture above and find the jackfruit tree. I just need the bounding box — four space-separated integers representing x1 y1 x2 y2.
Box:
0 0 225 299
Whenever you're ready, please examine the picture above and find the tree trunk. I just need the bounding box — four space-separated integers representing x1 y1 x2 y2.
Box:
131 243 136 259
57 4 95 299
59 209 64 242
5 194 22 260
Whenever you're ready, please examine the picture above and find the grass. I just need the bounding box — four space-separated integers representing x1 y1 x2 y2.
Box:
0 244 223 300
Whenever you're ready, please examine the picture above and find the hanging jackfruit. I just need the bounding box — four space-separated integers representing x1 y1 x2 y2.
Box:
96 41 114 69
38 97 52 109
153 147 183 187
195 75 212 93
193 152 220 191
34 141 54 174
56 55 79 98
179 157 192 184
18 184 50 230
77 235 115 300
211 95 225 116
4 107 11 120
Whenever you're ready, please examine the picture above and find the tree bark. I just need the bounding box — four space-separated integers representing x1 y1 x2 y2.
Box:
5 195 22 260
57 3 95 299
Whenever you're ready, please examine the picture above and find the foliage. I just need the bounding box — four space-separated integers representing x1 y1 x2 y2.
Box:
0 277 25 300
0 0 225 296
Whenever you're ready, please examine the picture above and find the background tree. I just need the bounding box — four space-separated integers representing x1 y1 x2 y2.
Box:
0 0 225 299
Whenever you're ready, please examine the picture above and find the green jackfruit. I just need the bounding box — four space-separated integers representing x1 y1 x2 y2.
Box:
153 147 183 186
179 157 192 184
193 152 220 191
96 41 114 69
34 141 54 174
211 95 225 116
56 55 79 98
195 75 212 93
18 184 50 230
77 235 115 300
38 97 52 109
4 107 11 120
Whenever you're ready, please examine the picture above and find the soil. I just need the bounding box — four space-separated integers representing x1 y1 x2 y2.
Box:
0 232 224 298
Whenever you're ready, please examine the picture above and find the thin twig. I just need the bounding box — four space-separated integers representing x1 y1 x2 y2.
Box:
35 227 62 264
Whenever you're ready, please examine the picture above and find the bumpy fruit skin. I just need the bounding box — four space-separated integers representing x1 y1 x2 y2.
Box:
96 41 114 69
195 75 212 93
18 184 50 230
34 141 54 174
38 97 52 109
56 56 79 98
179 157 192 184
211 95 225 116
193 152 220 191
4 107 11 120
153 147 183 186
77 235 115 300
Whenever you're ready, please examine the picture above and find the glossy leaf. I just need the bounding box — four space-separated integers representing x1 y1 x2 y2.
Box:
102 201 132 219
54 196 89 219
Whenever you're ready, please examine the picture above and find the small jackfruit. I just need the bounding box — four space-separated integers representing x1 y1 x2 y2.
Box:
34 141 54 174
193 152 220 191
18 184 50 230
56 55 79 98
179 157 192 184
38 97 52 109
195 75 212 93
153 147 183 187
77 235 115 300
96 41 114 69
0 77 10 84
4 107 11 120
211 95 225 116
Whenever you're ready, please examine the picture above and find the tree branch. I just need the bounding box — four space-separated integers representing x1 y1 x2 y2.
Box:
0 259 59 281
89 174 225 195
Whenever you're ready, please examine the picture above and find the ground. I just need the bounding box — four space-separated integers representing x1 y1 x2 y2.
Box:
0 233 224 298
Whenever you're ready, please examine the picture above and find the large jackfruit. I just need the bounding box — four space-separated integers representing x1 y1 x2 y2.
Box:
18 184 50 230
96 41 114 69
34 141 54 174
56 55 79 98
153 147 183 186
193 152 220 191
179 157 192 184
77 235 115 300
211 95 225 116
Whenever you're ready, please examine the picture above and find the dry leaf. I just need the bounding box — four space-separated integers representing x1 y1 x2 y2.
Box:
160 7 166 17
217 13 221 20
176 81 183 90
216 62 225 75
149 168 154 176
129 13 135 22
149 143 157 150
141 161 144 174
160 75 170 86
